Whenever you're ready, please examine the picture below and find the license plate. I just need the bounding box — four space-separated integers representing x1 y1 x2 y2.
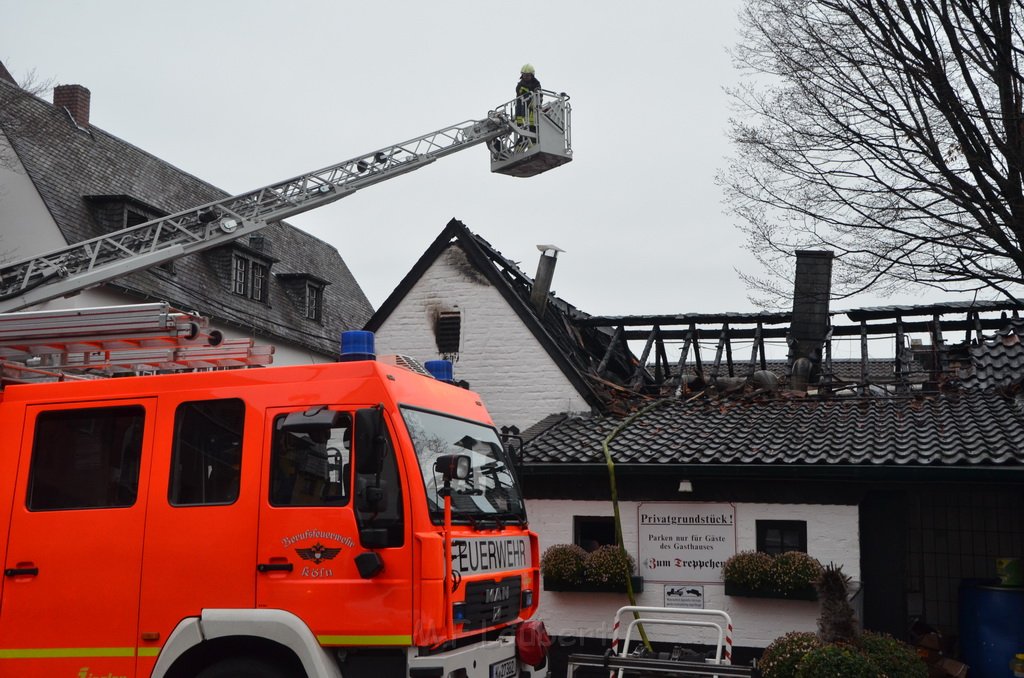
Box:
489 656 517 678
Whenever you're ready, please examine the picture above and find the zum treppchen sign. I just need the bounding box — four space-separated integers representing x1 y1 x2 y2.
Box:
638 503 736 583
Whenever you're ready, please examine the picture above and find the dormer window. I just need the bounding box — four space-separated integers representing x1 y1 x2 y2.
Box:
232 253 269 302
275 272 330 322
85 196 176 274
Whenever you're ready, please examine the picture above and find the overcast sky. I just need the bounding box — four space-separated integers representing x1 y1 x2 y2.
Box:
2 0 952 319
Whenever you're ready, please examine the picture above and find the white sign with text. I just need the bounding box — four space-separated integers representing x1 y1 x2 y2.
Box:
638 503 736 583
664 584 705 609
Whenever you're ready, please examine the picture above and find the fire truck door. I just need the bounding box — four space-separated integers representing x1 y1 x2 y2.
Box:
136 397 257 675
0 400 154 678
256 407 413 647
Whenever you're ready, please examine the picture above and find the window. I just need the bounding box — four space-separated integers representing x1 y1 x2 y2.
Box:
305 282 323 321
28 406 145 510
169 399 245 506
251 262 268 301
574 515 617 551
125 209 149 228
756 520 807 555
231 254 269 302
403 407 524 525
126 208 174 273
435 310 461 357
232 254 248 295
270 412 351 507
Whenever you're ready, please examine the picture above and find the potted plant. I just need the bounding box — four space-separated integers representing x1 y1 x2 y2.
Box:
722 550 821 600
540 544 586 589
541 543 643 593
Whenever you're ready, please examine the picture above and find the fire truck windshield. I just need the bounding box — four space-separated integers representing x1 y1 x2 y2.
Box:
401 406 526 525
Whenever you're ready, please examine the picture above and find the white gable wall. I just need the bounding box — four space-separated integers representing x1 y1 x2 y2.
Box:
373 246 590 429
529 498 860 650
0 129 68 262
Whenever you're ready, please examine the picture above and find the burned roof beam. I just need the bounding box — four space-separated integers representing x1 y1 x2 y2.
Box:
575 312 790 327
596 325 623 377
843 299 1022 321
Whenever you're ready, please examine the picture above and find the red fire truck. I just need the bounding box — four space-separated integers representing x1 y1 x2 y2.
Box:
0 331 551 677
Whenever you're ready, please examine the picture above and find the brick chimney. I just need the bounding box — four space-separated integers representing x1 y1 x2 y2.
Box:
53 84 91 128
788 250 834 384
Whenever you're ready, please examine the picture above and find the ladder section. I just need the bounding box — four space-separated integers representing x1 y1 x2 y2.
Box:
0 303 273 383
0 108 514 313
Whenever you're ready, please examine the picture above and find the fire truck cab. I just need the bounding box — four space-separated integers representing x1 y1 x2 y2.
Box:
0 334 549 678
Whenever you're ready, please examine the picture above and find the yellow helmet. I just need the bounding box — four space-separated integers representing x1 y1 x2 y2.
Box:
520 64 535 74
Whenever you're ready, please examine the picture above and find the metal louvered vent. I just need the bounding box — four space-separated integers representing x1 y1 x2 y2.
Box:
377 354 431 376
435 311 461 355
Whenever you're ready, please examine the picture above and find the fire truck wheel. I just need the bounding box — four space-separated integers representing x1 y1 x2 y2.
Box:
195 656 295 678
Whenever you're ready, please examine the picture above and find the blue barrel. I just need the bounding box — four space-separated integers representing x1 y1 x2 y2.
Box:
959 579 1024 677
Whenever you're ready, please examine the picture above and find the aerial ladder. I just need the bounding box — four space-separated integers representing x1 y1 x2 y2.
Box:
0 91 570 381
0 90 571 314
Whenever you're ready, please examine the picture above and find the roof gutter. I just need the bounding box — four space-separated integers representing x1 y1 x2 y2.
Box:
517 462 1024 483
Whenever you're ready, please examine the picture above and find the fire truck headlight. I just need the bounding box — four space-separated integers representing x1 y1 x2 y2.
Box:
521 589 533 609
452 602 467 623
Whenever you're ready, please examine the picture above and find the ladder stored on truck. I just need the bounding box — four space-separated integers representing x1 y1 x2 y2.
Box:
0 303 272 385
0 90 571 313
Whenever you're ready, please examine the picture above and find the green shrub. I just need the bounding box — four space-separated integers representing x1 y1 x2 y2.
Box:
759 631 822 678
582 545 634 588
795 644 877 678
857 631 927 678
722 550 774 589
540 544 586 584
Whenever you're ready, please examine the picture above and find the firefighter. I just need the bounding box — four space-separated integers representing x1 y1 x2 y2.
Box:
515 64 542 133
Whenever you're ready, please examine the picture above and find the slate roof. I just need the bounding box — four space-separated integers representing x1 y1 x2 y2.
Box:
366 218 640 409
0 79 372 356
520 389 1024 470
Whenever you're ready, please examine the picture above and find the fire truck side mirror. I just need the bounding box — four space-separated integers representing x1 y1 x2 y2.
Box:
355 551 385 579
354 407 386 474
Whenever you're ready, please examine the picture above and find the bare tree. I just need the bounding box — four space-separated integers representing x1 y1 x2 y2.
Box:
720 0 1024 307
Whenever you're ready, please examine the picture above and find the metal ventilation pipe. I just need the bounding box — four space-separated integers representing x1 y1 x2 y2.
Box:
530 245 564 315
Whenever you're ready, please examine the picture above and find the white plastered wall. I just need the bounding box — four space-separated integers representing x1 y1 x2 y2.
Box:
0 129 68 263
528 499 860 649
373 246 591 429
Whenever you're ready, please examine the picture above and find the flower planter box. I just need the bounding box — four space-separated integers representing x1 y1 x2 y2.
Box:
724 582 817 601
543 575 644 594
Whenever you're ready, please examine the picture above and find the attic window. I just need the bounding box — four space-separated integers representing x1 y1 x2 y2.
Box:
435 311 461 356
232 254 269 303
305 282 323 322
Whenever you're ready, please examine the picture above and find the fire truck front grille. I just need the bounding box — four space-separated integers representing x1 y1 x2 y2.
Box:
460 576 522 630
